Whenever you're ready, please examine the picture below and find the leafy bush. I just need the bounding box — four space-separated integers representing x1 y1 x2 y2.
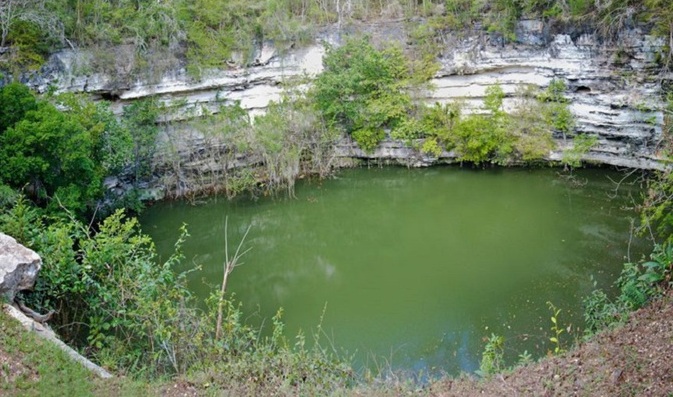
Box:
508 84 558 161
351 128 386 153
0 86 142 217
0 82 38 134
0 101 100 214
641 168 673 243
584 243 673 334
478 333 505 377
313 37 415 152
2 199 353 391
562 134 597 168
421 137 443 157
4 20 53 70
449 85 515 164
121 98 160 184
539 79 574 136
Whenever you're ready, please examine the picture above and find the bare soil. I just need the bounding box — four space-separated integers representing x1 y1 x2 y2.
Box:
429 291 673 397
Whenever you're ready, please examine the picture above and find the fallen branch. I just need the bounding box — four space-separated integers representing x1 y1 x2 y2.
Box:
14 300 55 323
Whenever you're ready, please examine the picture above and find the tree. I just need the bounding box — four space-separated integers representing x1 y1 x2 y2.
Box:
0 82 37 133
121 98 160 185
312 37 413 151
0 101 100 213
450 84 515 164
0 0 61 48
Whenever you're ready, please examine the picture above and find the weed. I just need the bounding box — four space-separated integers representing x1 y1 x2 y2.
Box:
547 301 566 354
478 333 505 377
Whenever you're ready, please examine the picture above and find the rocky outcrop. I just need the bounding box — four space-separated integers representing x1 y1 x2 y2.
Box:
430 20 669 170
19 20 672 197
0 233 41 301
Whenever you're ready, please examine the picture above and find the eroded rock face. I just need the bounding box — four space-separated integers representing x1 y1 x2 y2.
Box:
17 20 673 197
0 233 42 301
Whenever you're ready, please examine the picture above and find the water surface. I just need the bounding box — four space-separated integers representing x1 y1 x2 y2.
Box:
140 167 647 376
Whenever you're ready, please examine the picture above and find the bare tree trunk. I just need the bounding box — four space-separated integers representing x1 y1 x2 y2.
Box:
336 0 341 27
215 218 252 340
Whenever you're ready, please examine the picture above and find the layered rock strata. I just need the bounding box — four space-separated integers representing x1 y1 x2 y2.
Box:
21 20 672 197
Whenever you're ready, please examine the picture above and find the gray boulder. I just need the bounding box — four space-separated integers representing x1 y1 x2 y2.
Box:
0 233 42 301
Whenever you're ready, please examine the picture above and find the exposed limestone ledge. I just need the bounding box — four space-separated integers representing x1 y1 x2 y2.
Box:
336 138 668 170
20 20 671 185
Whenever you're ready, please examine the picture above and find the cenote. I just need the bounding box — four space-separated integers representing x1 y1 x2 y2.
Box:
140 166 648 377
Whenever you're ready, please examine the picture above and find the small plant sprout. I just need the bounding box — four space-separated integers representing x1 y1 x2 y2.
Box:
547 301 565 354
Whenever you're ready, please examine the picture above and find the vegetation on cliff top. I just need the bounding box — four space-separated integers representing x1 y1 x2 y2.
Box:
1 0 672 74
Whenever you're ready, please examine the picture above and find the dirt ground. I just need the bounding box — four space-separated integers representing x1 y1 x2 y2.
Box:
428 291 673 397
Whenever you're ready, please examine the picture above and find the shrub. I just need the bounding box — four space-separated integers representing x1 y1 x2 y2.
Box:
583 243 673 334
449 84 515 164
0 82 38 134
351 127 386 153
478 334 505 377
2 199 354 391
313 37 415 151
562 134 597 169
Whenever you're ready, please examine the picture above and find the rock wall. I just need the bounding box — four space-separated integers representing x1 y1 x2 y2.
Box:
23 20 672 195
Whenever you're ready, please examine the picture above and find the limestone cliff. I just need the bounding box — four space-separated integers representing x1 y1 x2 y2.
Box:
21 20 672 196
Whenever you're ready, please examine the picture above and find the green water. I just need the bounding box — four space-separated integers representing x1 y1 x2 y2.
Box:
140 167 647 376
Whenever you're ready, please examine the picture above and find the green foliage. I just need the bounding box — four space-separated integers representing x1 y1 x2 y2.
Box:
641 168 673 243
122 98 160 184
517 350 533 365
539 79 574 136
4 20 53 70
0 183 19 208
181 0 260 76
562 134 597 169
485 0 522 41
421 137 443 157
420 101 462 143
0 101 100 214
253 93 339 193
441 0 482 30
1 0 672 79
450 84 515 164
313 37 416 152
546 301 566 354
510 84 557 161
0 195 42 245
0 82 38 134
351 128 386 153
2 199 353 391
584 243 673 334
389 81 562 165
391 116 424 142
452 115 505 164
55 93 134 175
478 333 505 377
644 0 673 67
0 84 144 218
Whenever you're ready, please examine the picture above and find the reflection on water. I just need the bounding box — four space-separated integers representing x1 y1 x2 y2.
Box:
141 166 648 376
